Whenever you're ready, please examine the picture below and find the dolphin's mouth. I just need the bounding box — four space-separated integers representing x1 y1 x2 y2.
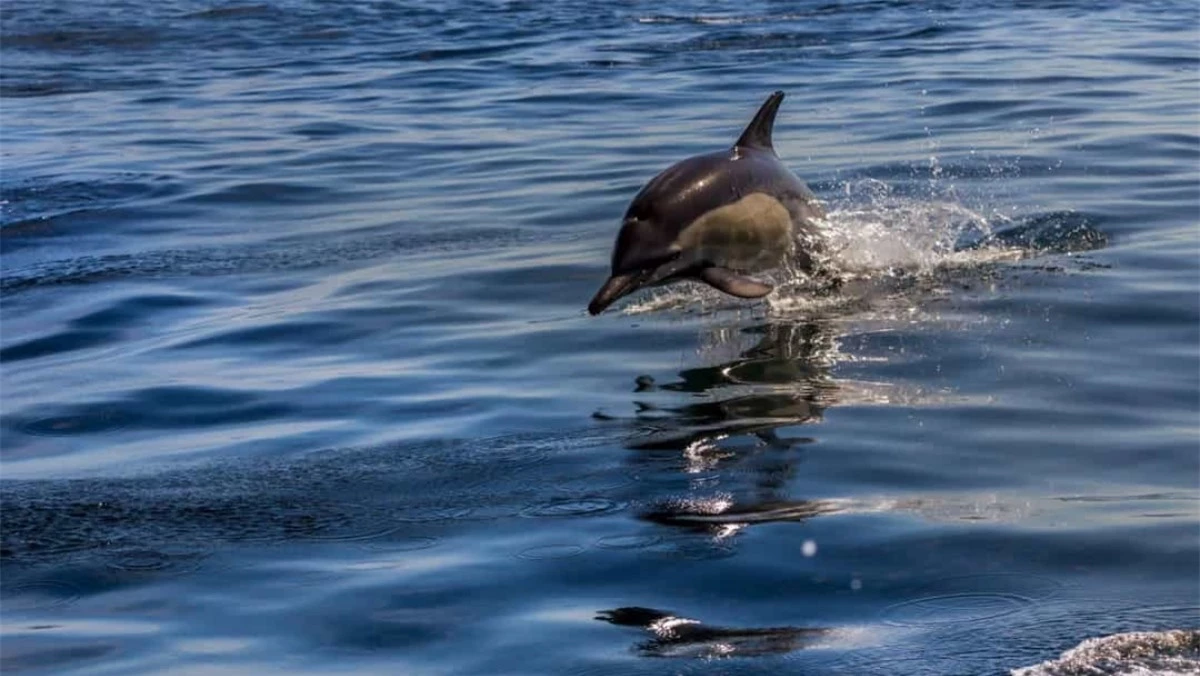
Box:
588 270 649 315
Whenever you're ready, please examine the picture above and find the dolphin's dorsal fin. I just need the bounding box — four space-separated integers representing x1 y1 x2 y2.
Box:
734 90 784 151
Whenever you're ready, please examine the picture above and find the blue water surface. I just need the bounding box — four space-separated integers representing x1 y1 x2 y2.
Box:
2 1 1198 674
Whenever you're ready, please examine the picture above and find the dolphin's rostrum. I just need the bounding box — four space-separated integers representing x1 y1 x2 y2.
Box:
588 91 825 315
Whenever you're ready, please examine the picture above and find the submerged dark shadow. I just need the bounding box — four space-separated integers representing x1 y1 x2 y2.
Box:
597 606 829 658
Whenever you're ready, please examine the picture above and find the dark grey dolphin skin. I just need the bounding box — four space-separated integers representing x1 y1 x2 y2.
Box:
588 91 825 315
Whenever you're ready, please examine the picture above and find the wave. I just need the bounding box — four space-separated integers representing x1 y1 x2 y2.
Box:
0 226 532 295
1011 630 1200 675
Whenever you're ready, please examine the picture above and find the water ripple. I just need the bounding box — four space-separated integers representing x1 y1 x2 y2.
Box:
1 0 1196 674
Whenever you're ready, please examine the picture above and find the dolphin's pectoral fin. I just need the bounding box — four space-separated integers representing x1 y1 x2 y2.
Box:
698 266 774 299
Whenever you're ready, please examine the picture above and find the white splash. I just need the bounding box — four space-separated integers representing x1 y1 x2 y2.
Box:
621 180 1024 319
817 182 994 275
1010 630 1200 676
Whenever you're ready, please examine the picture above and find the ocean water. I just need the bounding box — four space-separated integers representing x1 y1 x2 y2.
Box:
2 1 1197 674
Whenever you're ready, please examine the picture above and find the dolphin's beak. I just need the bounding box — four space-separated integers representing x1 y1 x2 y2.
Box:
588 271 644 315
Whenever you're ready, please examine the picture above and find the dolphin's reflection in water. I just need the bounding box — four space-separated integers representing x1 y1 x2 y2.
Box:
597 318 929 495
602 318 936 455
596 606 830 658
591 319 911 552
603 321 836 454
600 315 1001 543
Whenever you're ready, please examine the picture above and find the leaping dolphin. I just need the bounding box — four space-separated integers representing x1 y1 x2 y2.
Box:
588 91 826 315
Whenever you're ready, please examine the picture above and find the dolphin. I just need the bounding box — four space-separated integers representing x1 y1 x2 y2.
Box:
587 91 825 315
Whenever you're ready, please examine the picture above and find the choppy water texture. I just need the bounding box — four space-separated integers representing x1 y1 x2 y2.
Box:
2 1 1198 674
